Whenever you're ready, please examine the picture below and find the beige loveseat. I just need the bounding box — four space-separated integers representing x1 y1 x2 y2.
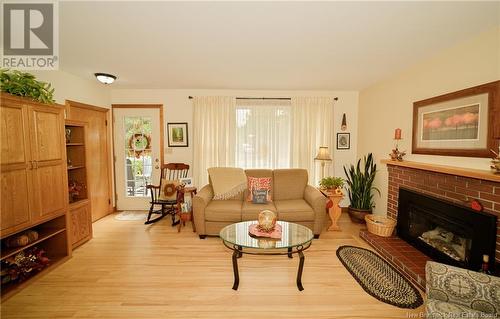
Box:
193 169 327 239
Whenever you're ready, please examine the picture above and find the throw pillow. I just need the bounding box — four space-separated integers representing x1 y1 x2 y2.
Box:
159 179 180 201
246 177 272 202
252 189 268 204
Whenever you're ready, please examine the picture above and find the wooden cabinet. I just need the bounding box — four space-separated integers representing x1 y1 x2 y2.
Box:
0 93 70 300
69 201 92 247
65 121 92 248
1 93 67 237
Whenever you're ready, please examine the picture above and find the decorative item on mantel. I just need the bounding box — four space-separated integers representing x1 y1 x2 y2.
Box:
249 210 282 239
490 147 500 174
389 128 406 161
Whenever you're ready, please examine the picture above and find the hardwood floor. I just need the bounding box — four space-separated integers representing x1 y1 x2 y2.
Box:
2 213 424 318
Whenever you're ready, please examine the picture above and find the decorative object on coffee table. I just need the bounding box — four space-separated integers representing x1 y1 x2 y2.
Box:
344 153 380 223
249 210 281 239
336 245 423 309
257 210 277 231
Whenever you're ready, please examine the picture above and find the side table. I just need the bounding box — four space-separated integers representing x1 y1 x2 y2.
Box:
176 186 197 233
320 189 344 231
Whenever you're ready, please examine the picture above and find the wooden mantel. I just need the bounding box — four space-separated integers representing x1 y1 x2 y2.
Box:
380 159 500 183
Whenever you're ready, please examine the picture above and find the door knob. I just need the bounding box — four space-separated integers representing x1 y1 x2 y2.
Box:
155 158 159 163
155 165 159 169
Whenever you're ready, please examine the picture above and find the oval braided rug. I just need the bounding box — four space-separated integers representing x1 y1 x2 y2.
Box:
336 245 423 309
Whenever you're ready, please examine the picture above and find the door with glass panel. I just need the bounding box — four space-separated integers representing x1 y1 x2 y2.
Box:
113 107 161 210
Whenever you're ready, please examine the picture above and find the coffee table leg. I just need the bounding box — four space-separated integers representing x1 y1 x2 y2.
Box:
287 247 293 259
237 245 243 258
232 249 240 290
296 250 305 291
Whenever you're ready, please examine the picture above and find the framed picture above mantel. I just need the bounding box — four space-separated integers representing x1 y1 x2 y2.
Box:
412 80 499 158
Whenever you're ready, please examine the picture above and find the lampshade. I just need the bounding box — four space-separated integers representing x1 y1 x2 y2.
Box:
314 146 332 161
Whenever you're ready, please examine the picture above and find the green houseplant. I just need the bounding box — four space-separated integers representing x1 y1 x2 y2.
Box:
0 69 55 104
319 176 344 191
343 153 380 223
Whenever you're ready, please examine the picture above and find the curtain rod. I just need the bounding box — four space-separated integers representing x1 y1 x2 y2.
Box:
188 96 338 101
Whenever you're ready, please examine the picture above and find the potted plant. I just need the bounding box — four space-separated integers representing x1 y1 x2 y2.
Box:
319 176 344 195
0 69 55 103
343 153 380 223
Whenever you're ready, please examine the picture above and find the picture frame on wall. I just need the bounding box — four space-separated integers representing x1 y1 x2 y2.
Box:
337 133 350 150
167 122 188 147
412 81 499 158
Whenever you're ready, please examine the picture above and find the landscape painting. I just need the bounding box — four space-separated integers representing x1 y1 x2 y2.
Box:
421 104 479 141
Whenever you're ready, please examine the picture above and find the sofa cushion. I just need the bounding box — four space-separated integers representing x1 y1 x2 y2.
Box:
205 200 242 222
274 199 315 221
241 201 277 221
426 299 487 319
245 169 274 199
273 169 308 200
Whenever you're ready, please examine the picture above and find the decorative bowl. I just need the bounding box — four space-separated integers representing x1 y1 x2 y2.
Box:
257 210 277 232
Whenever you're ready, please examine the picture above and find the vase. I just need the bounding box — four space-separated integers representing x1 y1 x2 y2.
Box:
347 206 372 224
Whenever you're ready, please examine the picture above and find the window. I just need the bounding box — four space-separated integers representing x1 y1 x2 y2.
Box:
235 99 292 169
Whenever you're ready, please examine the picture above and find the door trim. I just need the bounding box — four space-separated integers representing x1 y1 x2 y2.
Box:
65 100 114 216
111 105 164 210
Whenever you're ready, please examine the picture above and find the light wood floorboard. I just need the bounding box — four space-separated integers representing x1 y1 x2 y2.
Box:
2 213 425 318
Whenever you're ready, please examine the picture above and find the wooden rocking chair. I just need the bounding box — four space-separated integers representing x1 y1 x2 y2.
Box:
145 163 190 225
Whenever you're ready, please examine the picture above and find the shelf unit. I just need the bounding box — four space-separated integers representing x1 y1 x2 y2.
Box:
1 93 71 301
65 121 93 248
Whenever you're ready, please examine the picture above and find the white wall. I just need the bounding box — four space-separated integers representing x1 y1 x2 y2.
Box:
30 70 111 107
358 26 500 215
111 89 358 203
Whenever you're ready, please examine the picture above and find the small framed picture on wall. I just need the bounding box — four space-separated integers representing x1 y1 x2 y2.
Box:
167 122 188 147
337 133 350 150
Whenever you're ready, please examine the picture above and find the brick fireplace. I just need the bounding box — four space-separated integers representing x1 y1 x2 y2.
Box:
360 160 500 290
384 160 500 263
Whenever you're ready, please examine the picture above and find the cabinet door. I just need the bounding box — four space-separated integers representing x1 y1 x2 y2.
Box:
69 203 91 246
0 102 34 236
29 104 67 222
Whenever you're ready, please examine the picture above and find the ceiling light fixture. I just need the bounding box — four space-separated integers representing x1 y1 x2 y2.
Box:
94 73 116 84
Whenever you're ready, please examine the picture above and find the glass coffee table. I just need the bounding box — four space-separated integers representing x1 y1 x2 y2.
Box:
219 220 314 291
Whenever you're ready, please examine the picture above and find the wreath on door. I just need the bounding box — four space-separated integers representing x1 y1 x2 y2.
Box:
128 133 151 158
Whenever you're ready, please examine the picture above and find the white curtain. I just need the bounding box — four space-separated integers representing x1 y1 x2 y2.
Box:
291 97 334 186
193 96 236 186
235 99 292 169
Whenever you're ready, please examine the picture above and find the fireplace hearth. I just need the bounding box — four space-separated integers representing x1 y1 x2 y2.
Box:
397 188 497 271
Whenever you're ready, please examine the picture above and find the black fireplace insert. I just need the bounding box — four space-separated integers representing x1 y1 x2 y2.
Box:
397 188 497 271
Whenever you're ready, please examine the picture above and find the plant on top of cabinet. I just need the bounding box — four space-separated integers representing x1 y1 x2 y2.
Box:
0 69 55 104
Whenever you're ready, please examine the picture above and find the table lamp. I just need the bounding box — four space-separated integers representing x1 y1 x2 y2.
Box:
314 146 332 180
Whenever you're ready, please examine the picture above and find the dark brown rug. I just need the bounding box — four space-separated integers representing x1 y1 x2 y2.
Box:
336 245 423 309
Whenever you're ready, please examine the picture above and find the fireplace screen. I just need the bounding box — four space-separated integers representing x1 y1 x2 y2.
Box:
409 208 471 263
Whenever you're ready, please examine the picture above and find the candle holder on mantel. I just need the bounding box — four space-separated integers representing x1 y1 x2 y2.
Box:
389 128 406 161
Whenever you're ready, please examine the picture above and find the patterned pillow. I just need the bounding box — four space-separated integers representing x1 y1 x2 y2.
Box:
252 189 268 204
246 177 272 202
159 179 180 201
